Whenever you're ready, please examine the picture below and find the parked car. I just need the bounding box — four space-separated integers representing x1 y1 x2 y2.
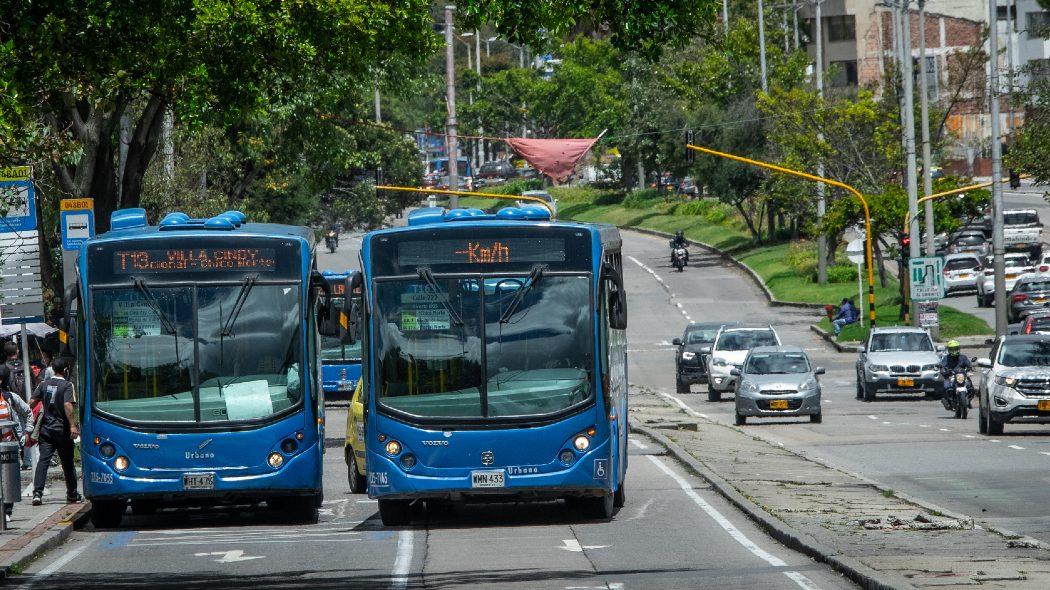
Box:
518 190 557 216
1035 252 1050 276
731 346 824 425
1009 276 1050 322
1020 311 1050 335
706 325 781 402
948 231 989 256
942 253 982 295
678 176 699 197
855 327 942 401
477 160 517 183
976 253 1034 307
977 335 1050 435
673 323 723 392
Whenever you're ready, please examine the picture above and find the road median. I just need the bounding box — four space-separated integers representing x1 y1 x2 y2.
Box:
630 388 1050 589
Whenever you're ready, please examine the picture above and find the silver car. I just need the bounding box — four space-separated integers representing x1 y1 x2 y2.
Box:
856 327 942 401
732 346 824 425
977 335 1050 435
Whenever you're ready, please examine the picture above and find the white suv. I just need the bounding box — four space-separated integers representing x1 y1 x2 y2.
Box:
977 335 1050 435
706 325 781 402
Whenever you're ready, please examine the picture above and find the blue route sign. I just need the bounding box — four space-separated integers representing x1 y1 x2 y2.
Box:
0 179 38 233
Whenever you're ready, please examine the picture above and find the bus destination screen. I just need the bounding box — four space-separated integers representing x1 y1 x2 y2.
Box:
397 238 567 267
113 248 278 274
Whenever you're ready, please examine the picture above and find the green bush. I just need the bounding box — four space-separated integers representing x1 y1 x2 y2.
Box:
593 190 627 205
622 188 664 209
549 186 613 204
675 200 714 216
784 241 815 272
483 178 543 195
826 263 858 283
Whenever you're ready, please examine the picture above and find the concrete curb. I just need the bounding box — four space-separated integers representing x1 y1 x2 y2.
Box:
809 324 864 353
0 501 91 579
631 422 914 590
624 226 825 310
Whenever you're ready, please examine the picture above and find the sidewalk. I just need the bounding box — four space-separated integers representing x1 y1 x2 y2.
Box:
630 388 1050 589
0 465 90 577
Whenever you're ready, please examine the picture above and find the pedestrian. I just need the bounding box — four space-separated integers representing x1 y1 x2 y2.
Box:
832 298 860 336
1 381 31 470
30 357 82 506
32 348 54 382
0 392 19 523
0 341 34 469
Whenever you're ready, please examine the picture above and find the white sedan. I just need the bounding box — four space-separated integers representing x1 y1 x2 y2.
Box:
976 253 1035 307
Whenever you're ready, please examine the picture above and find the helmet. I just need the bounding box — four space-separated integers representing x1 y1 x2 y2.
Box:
947 339 961 356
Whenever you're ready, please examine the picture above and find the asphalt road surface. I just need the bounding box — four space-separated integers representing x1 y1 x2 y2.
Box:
10 228 858 590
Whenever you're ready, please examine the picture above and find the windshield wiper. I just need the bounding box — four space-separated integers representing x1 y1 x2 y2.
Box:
417 267 464 326
500 264 547 323
221 275 257 337
134 278 177 334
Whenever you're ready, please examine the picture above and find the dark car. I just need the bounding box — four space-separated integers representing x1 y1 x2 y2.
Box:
673 322 725 393
1020 311 1050 335
948 231 989 256
1009 276 1050 322
477 160 517 182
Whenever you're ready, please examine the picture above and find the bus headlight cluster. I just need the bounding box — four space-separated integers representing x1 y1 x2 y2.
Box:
573 435 590 452
99 442 116 459
267 452 284 468
113 456 130 472
385 440 402 456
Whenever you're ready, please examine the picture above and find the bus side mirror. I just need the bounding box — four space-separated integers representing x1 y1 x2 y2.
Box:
603 260 627 330
312 271 340 337
341 272 364 344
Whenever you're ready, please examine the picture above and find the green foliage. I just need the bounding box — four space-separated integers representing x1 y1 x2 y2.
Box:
622 189 665 209
481 179 544 195
784 241 817 276
825 264 858 283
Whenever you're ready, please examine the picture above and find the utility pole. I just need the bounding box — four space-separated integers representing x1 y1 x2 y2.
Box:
901 1 921 326
758 0 768 92
374 77 382 123
990 0 1007 335
475 29 485 166
792 0 799 50
723 0 730 35
1006 0 1015 136
816 0 828 285
444 5 459 206
918 0 934 256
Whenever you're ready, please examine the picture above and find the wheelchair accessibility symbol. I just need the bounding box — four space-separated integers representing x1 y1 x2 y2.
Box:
593 458 608 480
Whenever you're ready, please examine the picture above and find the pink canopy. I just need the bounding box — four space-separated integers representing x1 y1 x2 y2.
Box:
505 137 601 183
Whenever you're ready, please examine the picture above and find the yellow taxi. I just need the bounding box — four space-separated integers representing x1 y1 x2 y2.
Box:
344 380 367 493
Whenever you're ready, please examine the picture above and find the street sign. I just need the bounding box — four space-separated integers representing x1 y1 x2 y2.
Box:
60 198 95 251
0 166 37 233
0 231 45 323
909 256 945 301
918 301 940 329
846 239 865 264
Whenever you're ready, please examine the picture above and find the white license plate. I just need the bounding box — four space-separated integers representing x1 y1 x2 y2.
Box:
470 470 505 488
183 473 215 490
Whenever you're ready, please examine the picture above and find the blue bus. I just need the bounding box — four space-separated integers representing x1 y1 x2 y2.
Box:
64 208 338 528
358 205 629 525
320 270 362 400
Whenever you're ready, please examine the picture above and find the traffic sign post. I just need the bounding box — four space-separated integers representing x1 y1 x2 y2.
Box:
909 256 944 338
846 238 865 327
59 198 95 316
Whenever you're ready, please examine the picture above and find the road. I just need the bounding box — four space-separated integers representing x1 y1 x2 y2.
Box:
939 179 1049 326
10 229 857 590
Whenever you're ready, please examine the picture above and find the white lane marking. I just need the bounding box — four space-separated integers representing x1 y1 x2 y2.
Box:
964 435 976 439
1041 452 1050 456
357 499 378 503
559 539 609 552
391 529 413 590
15 535 98 590
939 428 950 432
867 415 878 420
989 439 1001 443
881 421 891 425
193 550 265 563
629 438 649 450
647 455 821 590
1009 445 1026 450
659 392 709 419
685 316 692 321
919 424 930 428
133 539 362 547
608 584 625 590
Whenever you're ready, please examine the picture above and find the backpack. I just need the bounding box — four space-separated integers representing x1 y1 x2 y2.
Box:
4 360 28 397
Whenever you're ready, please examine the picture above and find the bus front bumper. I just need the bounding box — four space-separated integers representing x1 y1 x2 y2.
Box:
82 445 322 502
366 441 614 501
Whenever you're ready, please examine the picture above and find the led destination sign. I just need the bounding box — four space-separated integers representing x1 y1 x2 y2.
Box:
397 238 567 266
113 248 278 274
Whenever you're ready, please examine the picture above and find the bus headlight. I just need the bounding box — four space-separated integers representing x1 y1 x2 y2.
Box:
113 456 129 472
573 435 590 452
280 438 298 454
99 443 116 459
400 454 416 469
267 452 284 468
560 450 575 464
385 440 402 456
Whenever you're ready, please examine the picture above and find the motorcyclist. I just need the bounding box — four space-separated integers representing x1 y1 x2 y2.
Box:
671 231 687 249
939 339 972 397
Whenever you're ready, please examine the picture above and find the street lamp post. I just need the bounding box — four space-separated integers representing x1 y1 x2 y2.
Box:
990 0 1007 335
444 5 459 205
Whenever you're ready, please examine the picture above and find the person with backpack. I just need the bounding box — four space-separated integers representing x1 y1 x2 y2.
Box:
0 341 33 469
0 392 19 523
30 357 82 506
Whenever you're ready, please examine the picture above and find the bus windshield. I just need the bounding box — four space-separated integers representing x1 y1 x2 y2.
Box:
91 283 303 424
374 274 593 420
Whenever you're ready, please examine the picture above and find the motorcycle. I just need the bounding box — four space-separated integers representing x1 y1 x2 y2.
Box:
668 239 689 267
325 231 339 253
671 247 688 272
941 367 974 419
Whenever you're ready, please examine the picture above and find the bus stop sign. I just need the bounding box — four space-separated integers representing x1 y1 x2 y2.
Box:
909 256 945 301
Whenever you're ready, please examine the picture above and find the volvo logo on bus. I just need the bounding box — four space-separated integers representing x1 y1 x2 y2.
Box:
480 451 494 466
421 440 449 446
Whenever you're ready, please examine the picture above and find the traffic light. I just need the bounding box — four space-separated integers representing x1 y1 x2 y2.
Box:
1009 168 1021 189
901 236 911 261
685 130 695 163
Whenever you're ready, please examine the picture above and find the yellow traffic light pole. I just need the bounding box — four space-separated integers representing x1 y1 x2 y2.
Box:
686 144 878 325
375 185 557 217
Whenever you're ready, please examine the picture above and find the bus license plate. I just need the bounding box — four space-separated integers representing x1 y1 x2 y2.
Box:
897 377 914 387
183 473 215 490
471 470 505 488
1039 400 1050 412
769 399 789 410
